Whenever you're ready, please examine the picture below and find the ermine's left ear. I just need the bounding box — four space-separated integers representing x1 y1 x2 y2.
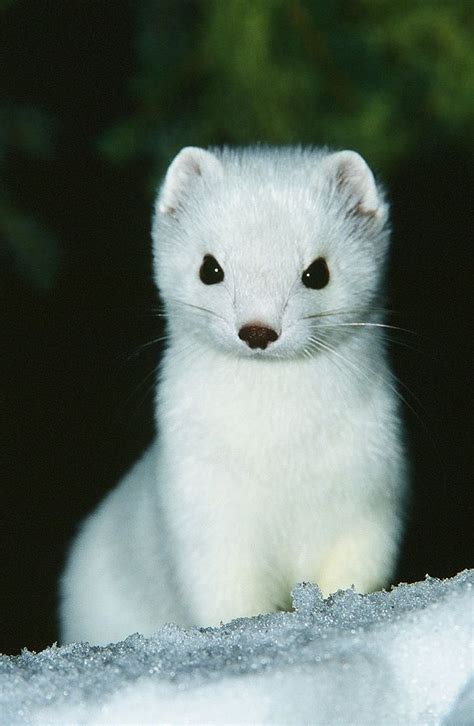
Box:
324 150 383 219
158 147 222 215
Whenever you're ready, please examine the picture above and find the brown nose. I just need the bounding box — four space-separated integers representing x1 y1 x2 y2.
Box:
238 324 279 350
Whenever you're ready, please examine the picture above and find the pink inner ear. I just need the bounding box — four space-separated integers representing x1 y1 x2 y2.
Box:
351 201 378 218
335 155 379 217
188 158 202 177
159 147 221 216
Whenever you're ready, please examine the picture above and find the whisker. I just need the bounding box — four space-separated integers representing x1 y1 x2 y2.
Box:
302 305 394 321
166 297 228 323
307 333 429 433
310 321 419 336
134 335 170 353
375 333 422 354
124 364 160 409
111 333 169 368
306 335 357 382
307 334 372 385
128 337 205 418
128 365 161 422
307 321 425 357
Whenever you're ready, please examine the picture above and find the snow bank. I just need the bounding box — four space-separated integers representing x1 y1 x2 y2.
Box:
1 570 472 725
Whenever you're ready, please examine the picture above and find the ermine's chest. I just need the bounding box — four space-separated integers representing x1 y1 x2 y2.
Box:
161 363 375 501
157 345 389 505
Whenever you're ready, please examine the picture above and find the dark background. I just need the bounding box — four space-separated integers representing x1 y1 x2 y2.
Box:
1 1 472 654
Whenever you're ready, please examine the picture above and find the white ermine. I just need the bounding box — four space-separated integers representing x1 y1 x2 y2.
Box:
60 146 407 645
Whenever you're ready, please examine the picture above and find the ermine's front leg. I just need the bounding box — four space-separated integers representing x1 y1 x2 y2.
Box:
315 515 402 596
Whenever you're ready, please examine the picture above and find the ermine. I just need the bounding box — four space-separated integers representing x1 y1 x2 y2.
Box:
60 146 407 645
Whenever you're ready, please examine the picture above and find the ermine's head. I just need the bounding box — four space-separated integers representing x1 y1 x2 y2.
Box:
152 146 389 359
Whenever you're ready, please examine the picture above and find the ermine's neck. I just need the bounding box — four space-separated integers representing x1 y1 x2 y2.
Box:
156 330 386 426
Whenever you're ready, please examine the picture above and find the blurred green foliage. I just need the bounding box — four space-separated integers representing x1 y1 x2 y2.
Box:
101 0 474 182
0 103 57 290
2 0 473 288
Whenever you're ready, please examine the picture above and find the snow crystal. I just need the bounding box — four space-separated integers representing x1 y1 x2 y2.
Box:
0 570 472 725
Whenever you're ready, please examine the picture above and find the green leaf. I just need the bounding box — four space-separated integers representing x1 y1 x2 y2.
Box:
0 198 58 291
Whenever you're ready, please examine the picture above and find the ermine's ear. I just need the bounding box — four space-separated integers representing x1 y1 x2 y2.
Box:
324 150 382 218
158 147 222 215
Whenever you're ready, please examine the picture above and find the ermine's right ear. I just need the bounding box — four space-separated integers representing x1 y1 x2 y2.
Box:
158 147 222 215
323 150 384 219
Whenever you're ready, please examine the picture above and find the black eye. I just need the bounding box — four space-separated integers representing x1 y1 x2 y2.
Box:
302 257 330 289
199 255 224 285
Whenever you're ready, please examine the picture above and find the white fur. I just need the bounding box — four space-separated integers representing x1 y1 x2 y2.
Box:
60 146 407 645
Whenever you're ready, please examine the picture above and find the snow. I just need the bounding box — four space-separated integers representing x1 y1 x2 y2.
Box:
1 571 472 725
